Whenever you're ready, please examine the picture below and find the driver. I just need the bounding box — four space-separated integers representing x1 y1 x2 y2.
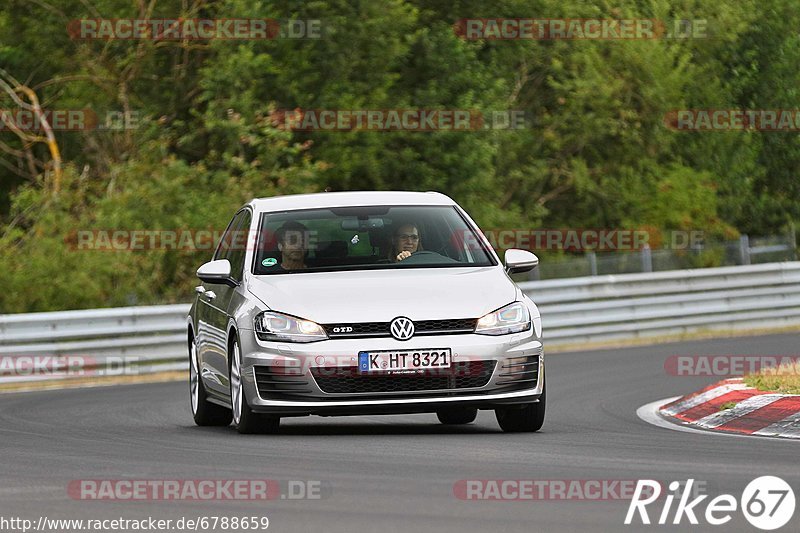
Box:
389 223 421 262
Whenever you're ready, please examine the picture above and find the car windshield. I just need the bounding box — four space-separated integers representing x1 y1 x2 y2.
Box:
253 205 496 274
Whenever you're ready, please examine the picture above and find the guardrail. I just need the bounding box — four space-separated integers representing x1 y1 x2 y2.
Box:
519 261 800 344
0 304 190 384
529 232 796 280
2 261 799 384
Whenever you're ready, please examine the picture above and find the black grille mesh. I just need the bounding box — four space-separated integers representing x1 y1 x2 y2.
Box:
323 318 477 338
495 356 539 389
311 360 496 394
254 365 313 397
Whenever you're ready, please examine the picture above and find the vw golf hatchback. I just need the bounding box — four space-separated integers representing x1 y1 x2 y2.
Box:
188 191 545 433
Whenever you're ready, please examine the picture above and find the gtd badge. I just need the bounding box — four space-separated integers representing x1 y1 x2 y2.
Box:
332 326 353 333
390 317 415 341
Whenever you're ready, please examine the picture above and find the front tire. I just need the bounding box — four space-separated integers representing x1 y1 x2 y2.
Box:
436 407 478 425
495 382 546 433
190 340 232 426
230 337 280 434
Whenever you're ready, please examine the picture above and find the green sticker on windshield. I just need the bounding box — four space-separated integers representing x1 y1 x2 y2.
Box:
262 258 277 267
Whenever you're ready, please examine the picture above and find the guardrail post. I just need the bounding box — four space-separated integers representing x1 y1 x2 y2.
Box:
641 244 653 273
587 251 598 276
739 235 751 265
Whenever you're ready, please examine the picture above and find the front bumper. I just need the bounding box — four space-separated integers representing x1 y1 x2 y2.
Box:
235 328 544 416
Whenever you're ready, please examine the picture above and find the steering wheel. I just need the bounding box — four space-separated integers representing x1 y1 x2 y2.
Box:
395 250 438 263
398 250 459 265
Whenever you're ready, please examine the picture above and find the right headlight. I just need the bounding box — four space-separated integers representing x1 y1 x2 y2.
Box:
474 302 531 336
254 311 328 343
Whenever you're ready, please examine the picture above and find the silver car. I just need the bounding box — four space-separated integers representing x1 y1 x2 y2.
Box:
187 191 545 433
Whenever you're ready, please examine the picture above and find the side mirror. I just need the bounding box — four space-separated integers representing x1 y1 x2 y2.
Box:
197 259 237 287
504 249 539 274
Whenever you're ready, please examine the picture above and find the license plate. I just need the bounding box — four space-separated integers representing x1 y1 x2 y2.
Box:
358 349 451 373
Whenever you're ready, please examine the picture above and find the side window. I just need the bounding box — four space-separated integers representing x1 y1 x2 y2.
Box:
227 210 251 282
213 213 239 262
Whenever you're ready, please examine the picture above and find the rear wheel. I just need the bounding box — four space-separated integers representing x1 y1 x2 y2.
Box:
230 337 280 434
495 382 546 433
190 339 232 426
436 407 478 425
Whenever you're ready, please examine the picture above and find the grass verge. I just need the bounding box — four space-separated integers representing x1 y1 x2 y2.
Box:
744 364 800 395
0 370 185 394
546 324 800 353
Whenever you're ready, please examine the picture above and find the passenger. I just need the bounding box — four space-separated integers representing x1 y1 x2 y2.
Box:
276 221 309 270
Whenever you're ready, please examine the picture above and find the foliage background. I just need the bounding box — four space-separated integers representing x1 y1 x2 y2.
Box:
0 0 798 312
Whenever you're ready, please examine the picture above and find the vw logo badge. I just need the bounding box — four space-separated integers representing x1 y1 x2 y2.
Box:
390 317 415 341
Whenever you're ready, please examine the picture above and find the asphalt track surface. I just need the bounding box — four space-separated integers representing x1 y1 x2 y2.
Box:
1 333 798 533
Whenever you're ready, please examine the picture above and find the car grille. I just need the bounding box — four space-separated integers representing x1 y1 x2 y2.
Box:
495 355 539 389
322 318 477 338
254 365 314 398
310 360 496 394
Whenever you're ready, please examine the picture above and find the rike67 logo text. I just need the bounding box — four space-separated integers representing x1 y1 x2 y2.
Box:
625 477 795 530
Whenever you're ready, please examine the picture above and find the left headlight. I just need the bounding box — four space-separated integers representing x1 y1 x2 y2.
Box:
474 302 531 336
255 311 328 343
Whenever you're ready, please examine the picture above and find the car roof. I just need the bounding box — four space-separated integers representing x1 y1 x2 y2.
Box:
249 191 456 212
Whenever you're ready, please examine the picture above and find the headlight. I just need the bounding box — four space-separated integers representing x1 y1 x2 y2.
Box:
255 312 328 343
474 302 531 336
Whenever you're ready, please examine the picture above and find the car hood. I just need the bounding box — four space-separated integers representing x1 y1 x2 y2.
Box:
246 267 516 323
